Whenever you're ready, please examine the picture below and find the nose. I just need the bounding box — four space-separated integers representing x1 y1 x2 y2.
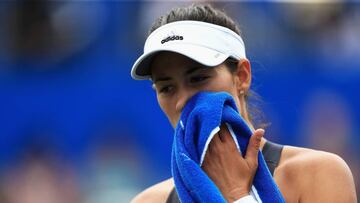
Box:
175 86 197 113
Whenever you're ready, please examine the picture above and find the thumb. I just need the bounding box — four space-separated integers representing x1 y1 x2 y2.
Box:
245 129 265 168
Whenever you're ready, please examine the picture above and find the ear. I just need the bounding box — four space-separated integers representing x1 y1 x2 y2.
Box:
234 59 252 92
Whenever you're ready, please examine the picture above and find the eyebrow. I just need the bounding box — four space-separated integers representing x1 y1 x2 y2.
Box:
186 66 204 75
153 66 205 84
153 77 171 84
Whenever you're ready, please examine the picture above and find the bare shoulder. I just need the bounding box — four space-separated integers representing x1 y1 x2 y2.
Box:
274 145 357 202
277 145 354 180
130 178 174 203
277 145 350 171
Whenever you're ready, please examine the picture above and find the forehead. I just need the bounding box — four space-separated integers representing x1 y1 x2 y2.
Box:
150 52 202 77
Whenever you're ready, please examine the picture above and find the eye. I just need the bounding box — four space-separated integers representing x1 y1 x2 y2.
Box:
190 75 209 83
159 85 174 94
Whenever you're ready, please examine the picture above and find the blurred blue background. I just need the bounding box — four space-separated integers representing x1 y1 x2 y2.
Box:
0 1 359 202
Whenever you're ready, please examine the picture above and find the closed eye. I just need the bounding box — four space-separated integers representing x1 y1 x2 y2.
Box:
159 85 175 94
190 75 210 83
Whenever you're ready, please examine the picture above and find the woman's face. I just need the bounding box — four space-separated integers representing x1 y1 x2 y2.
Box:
151 52 250 128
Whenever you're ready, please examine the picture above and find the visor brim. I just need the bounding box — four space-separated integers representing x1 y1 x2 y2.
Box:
131 44 229 80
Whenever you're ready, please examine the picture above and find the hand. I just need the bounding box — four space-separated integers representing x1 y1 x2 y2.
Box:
201 124 264 202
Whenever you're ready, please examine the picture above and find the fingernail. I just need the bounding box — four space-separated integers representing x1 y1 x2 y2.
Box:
257 128 265 134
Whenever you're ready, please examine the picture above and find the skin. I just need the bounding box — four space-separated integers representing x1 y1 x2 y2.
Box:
131 52 357 203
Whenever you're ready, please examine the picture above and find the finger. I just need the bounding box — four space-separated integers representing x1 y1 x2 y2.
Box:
245 129 265 167
218 124 228 142
212 132 222 143
208 132 222 150
219 124 238 150
219 124 231 142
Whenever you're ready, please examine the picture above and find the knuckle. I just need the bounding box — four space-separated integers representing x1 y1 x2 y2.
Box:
253 160 259 169
254 142 260 150
209 139 218 148
208 143 222 153
207 144 216 154
214 144 225 153
249 161 258 170
253 160 258 167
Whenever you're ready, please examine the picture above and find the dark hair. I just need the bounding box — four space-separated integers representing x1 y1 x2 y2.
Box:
149 4 241 36
149 4 268 129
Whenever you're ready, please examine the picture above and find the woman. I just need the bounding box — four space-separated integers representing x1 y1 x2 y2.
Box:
130 4 357 203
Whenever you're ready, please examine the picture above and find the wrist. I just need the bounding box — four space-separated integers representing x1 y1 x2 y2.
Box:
233 195 258 203
226 188 250 202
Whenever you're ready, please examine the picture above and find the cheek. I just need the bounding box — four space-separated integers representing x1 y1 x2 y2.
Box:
157 95 177 127
157 95 169 115
207 74 238 95
207 75 242 110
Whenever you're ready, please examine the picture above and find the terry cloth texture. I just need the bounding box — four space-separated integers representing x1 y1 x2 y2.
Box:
171 92 285 203
167 141 284 203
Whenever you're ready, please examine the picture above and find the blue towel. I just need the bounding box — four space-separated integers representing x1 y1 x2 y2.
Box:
171 92 285 203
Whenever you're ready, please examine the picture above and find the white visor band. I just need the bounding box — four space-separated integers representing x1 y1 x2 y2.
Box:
131 20 247 80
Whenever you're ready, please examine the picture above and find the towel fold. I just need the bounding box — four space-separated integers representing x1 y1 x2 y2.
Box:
171 92 285 203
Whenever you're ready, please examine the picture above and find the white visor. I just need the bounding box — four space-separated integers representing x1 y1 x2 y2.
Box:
131 20 247 80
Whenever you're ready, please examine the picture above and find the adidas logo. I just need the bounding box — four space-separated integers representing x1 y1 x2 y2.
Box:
161 35 183 44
